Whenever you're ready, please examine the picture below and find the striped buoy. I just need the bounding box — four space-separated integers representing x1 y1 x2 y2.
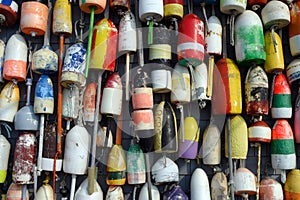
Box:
163 0 183 20
248 120 271 143
177 13 205 67
235 10 266 67
0 81 20 122
0 0 18 26
212 58 242 115
286 58 300 85
271 73 292 119
6 183 29 200
205 15 222 56
132 87 153 110
284 169 300 199
289 1 300 57
211 172 228 200
178 117 200 159
133 110 154 131
90 18 118 72
225 115 248 159
259 177 283 200
264 30 284 74
202 124 221 165
271 119 296 170
234 168 256 196
245 65 269 116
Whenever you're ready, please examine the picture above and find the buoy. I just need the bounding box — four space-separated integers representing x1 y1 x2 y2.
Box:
233 168 257 196
6 183 29 200
41 123 62 171
20 0 48 37
271 73 292 119
264 30 284 74
63 125 90 200
247 0 267 10
225 115 248 159
83 82 97 123
177 13 205 67
62 86 79 130
212 58 242 115
132 87 153 110
0 40 5 83
0 81 19 122
178 117 200 159
294 90 300 143
79 0 106 14
127 143 146 185
284 169 300 199
271 119 296 170
35 178 54 200
191 168 211 200
12 132 36 184
133 110 154 131
154 101 178 153
259 177 283 200
110 0 130 14
163 0 183 31
100 72 123 116
286 58 300 85
106 186 124 200
139 0 164 45
0 133 10 183
248 120 271 143
74 178 103 200
245 65 269 116
0 0 18 26
211 172 228 200
202 124 221 165
151 156 179 185
34 75 54 114
192 62 210 102
90 18 118 72
171 63 190 104
138 182 160 200
163 184 188 200
61 42 86 88
151 68 172 93
289 1 300 57
52 0 72 35
235 10 266 67
3 33 27 82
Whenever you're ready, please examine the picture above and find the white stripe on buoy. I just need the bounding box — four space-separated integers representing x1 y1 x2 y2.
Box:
177 42 204 53
271 107 292 119
271 154 296 170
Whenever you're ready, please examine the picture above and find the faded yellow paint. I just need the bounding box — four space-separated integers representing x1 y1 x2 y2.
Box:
183 117 200 141
227 59 242 114
285 169 300 195
225 115 248 159
164 4 183 19
52 0 72 35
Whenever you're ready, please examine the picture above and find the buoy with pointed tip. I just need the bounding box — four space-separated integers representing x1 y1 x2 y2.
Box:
74 178 104 200
177 13 205 67
264 30 284 74
235 10 266 67
0 40 5 83
289 1 300 57
0 0 18 26
0 133 10 184
259 177 283 200
233 167 257 196
284 169 300 199
178 117 200 159
106 145 126 186
0 81 19 122
271 73 292 119
202 124 221 165
34 75 54 114
245 65 269 116
271 119 296 170
138 182 160 200
35 177 54 200
248 120 271 143
154 101 178 153
151 156 179 185
3 33 27 82
20 1 48 37
6 183 29 200
12 132 37 184
211 172 228 200
101 72 123 116
212 58 242 115
106 186 124 200
191 168 211 200
127 143 146 185
225 115 248 159
90 18 118 72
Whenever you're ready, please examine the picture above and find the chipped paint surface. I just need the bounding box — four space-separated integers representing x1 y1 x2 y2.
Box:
133 110 154 131
32 45 58 74
164 0 183 19
211 172 228 200
52 0 72 35
0 135 10 183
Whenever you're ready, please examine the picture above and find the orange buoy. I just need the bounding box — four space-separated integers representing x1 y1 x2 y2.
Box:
79 0 106 14
20 1 48 37
6 183 29 200
260 177 283 200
